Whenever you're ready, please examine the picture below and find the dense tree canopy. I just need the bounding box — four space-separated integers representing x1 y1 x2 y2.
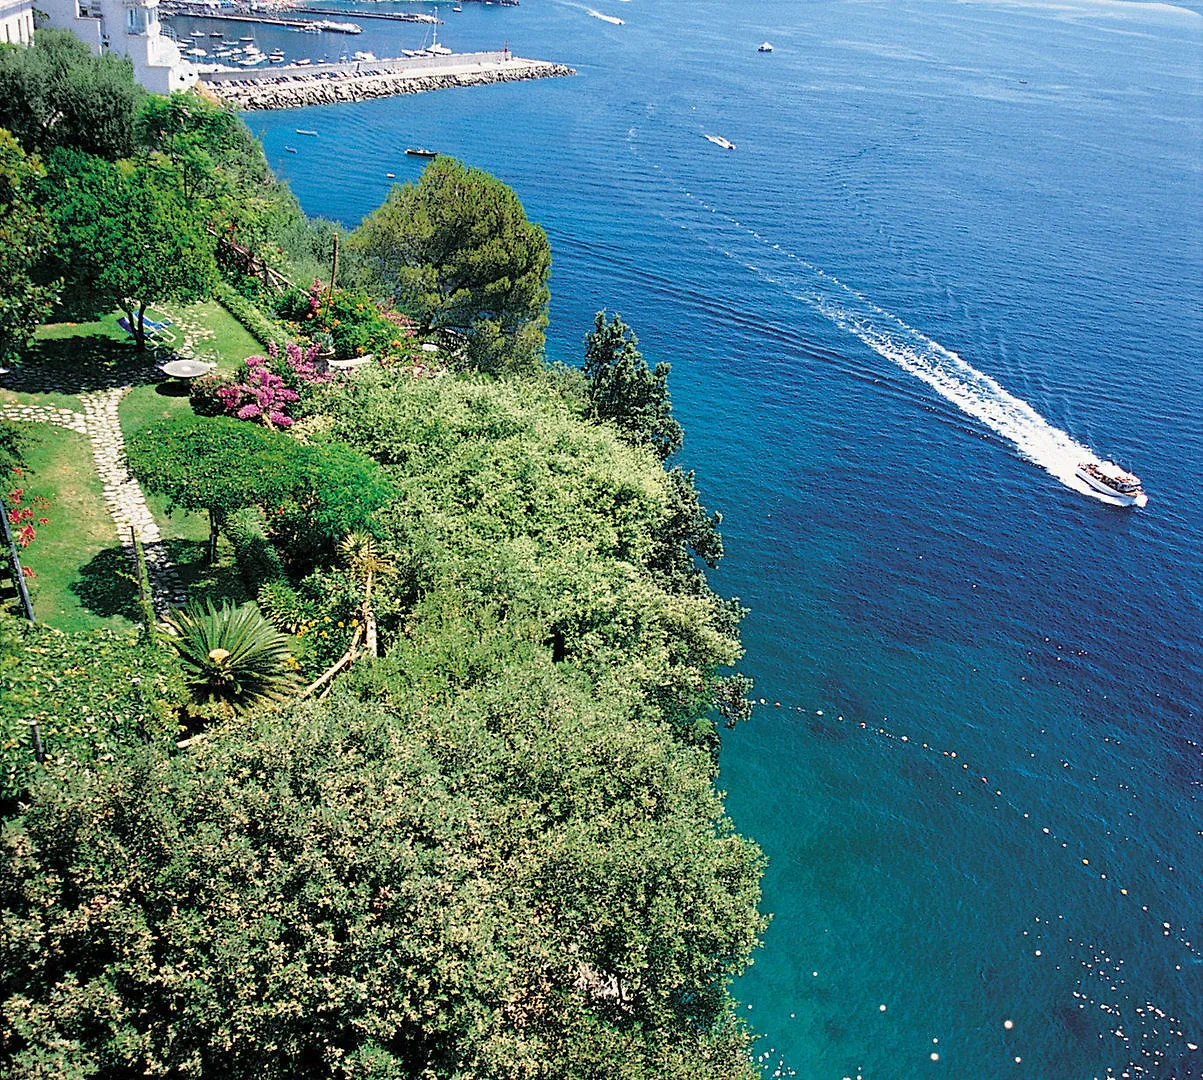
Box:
0 30 144 160
326 369 748 744
137 92 319 270
350 157 551 374
1 89 765 1080
0 130 58 369
43 148 218 348
0 686 764 1079
583 311 684 461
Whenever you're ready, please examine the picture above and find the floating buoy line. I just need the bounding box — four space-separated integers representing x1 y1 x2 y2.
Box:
740 696 1201 1079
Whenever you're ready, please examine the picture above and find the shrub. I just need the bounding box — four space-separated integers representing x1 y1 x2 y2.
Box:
0 614 185 802
215 281 288 350
284 279 421 364
189 369 235 417
0 690 766 1079
226 506 288 593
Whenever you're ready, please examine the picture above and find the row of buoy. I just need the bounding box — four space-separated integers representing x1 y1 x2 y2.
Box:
741 695 1201 1076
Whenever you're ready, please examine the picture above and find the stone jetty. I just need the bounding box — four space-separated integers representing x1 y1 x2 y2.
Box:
200 51 575 111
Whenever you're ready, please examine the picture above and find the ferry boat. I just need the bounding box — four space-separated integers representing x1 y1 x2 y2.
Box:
1076 460 1148 507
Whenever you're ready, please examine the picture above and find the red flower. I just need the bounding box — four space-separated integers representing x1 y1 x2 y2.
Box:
38 517 49 526
21 566 35 579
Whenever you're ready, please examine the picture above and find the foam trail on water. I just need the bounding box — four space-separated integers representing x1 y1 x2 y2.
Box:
677 191 1124 503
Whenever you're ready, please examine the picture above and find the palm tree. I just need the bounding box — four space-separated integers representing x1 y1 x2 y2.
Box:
162 599 301 717
337 531 395 658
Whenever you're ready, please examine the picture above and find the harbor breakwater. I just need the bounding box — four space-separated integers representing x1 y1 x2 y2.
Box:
200 51 574 110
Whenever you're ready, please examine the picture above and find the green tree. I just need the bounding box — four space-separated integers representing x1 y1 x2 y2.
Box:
0 687 765 1079
0 129 59 370
0 29 143 159
43 148 218 349
127 418 392 569
583 310 683 461
136 92 308 266
349 157 551 374
126 417 297 563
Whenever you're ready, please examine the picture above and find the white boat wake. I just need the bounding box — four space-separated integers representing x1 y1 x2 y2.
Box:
587 9 624 24
678 192 1140 506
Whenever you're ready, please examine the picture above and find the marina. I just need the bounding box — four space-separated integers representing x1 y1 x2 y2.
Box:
288 6 440 23
159 2 363 33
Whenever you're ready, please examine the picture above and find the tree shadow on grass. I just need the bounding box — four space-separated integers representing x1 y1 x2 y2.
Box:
11 335 158 395
71 545 143 622
164 539 251 609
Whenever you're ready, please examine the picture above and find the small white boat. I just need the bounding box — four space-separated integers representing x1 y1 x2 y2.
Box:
705 134 736 150
758 41 773 52
1076 460 1148 507
352 50 377 61
190 30 205 37
295 57 312 65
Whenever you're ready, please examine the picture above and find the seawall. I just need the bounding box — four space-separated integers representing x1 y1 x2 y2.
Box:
200 51 575 111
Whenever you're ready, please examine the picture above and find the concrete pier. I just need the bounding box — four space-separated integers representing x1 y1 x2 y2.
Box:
200 50 575 110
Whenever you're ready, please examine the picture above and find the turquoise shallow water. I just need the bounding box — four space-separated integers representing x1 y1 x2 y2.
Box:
219 0 1203 1075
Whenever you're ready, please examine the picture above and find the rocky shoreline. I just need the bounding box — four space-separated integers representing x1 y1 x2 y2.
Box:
200 53 576 111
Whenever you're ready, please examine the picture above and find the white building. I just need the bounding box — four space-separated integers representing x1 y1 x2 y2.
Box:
40 0 196 94
0 0 35 46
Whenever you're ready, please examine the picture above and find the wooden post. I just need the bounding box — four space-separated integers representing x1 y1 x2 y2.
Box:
0 498 35 623
325 233 339 317
130 526 156 636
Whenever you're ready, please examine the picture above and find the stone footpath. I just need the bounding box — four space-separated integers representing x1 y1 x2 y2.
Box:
2 371 187 615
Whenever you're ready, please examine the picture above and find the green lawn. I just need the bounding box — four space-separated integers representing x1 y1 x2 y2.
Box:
171 299 264 372
5 424 140 632
2 300 273 622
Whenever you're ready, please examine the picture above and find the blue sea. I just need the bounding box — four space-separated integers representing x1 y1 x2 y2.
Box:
190 0 1203 1074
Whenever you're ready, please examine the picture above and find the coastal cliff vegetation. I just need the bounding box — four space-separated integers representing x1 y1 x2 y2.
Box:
0 34 765 1079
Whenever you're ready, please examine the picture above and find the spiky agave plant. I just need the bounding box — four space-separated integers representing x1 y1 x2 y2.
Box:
161 599 301 716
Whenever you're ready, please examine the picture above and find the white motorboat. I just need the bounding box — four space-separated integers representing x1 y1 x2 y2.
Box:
758 41 773 52
1076 460 1148 507
705 134 736 150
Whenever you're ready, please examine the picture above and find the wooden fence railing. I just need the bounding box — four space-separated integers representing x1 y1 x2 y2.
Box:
208 224 296 295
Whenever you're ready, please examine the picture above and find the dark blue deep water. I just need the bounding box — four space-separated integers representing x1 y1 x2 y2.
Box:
214 0 1203 1074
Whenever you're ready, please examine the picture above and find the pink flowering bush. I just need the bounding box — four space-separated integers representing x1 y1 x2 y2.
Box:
191 340 337 429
